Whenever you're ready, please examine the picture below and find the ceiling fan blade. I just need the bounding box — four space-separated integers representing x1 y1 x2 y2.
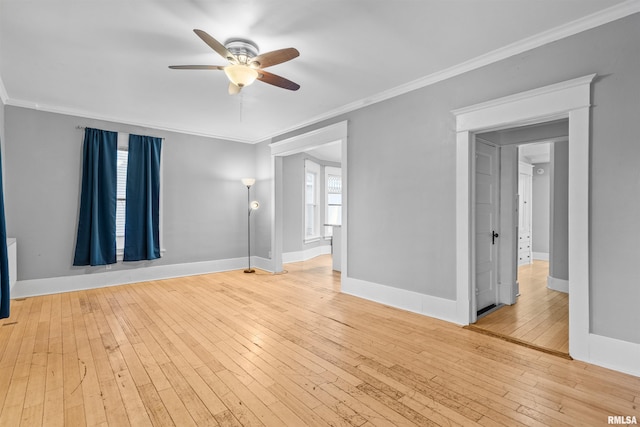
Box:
249 48 299 68
193 29 238 63
168 65 225 70
257 70 300 91
228 82 241 95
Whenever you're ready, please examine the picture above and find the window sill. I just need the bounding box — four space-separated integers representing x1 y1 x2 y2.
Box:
304 237 321 244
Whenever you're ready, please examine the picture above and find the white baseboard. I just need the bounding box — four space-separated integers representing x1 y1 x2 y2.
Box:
588 333 640 378
11 256 268 298
342 276 461 325
547 275 569 293
532 252 549 261
282 245 331 264
252 256 274 273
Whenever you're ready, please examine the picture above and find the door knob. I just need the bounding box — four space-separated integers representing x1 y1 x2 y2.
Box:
492 231 499 245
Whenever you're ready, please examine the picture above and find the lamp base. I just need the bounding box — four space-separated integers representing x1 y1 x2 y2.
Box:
244 268 255 274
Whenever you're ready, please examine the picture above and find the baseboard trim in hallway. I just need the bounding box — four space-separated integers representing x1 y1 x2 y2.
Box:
463 324 573 360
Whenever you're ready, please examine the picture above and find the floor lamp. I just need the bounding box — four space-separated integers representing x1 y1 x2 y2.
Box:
241 178 259 273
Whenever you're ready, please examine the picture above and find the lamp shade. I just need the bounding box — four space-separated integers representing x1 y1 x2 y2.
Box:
241 178 256 187
224 65 259 88
250 200 260 210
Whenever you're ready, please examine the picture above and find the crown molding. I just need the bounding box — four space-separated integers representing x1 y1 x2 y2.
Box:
3 0 639 145
4 97 258 144
261 0 640 143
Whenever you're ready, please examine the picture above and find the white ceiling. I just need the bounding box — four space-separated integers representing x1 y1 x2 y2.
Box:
0 0 632 143
520 142 552 164
305 140 342 163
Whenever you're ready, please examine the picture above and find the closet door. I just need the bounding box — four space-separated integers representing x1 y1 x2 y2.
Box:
518 162 533 265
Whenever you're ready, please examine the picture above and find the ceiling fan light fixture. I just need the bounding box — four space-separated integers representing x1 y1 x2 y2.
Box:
224 64 259 88
170 30 299 93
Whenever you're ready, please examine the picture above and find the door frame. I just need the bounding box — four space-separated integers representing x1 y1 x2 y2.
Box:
269 121 348 274
453 74 595 361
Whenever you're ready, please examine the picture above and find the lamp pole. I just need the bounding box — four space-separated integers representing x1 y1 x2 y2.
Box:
241 178 256 273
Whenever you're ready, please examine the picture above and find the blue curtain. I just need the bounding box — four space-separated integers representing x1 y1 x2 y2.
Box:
73 128 118 266
124 134 162 261
0 147 10 319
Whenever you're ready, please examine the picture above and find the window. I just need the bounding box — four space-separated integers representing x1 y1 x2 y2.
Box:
116 133 129 253
304 159 321 242
324 167 342 238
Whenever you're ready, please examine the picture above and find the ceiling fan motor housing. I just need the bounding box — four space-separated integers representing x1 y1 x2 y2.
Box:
225 38 259 65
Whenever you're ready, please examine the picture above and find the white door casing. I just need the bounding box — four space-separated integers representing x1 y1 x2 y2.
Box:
453 74 594 359
269 121 348 275
475 140 500 312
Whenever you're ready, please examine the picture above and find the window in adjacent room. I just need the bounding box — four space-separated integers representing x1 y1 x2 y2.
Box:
324 166 342 238
304 159 321 242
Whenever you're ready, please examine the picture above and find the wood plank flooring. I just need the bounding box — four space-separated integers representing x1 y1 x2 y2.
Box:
472 260 569 355
1 255 638 426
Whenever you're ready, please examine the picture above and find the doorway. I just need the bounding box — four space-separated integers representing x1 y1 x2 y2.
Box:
471 122 570 355
453 74 594 362
269 121 348 279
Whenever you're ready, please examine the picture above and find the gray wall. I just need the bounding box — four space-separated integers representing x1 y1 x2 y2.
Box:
282 152 335 253
269 13 640 343
532 162 550 255
4 106 256 281
253 139 272 259
0 101 5 182
549 142 569 281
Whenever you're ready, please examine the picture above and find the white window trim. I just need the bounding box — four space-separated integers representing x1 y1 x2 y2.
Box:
304 159 321 243
324 166 342 239
116 133 128 258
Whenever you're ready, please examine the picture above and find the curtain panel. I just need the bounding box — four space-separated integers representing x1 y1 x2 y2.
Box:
73 128 118 266
124 134 162 261
0 147 10 319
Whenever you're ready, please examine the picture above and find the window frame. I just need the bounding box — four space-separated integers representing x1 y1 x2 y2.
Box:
324 166 342 239
116 133 129 255
304 159 321 243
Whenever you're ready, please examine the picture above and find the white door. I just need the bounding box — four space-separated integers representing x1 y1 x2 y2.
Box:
475 140 500 313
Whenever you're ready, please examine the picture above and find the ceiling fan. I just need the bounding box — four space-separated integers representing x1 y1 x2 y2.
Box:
169 29 300 95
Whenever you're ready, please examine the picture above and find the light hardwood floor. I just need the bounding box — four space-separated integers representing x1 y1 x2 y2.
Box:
1 255 638 426
471 260 569 356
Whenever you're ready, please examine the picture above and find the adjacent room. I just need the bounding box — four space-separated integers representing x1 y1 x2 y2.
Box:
1 1 639 426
